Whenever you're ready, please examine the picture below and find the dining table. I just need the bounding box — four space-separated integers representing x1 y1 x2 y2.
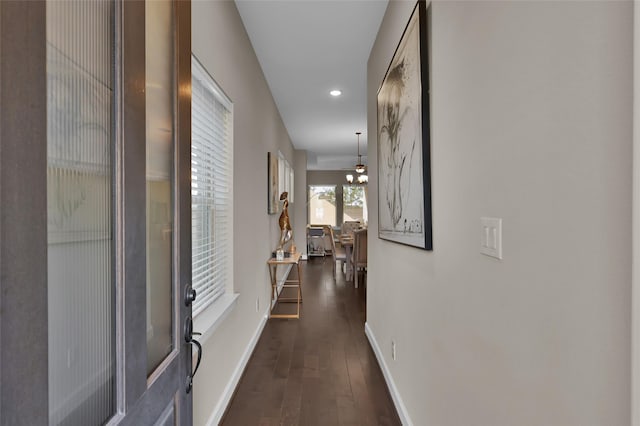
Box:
339 233 354 281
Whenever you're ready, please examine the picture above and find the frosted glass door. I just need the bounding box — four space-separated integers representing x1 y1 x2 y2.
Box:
46 1 115 424
39 0 192 424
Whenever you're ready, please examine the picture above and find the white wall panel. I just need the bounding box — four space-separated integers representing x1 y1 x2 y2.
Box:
367 1 632 425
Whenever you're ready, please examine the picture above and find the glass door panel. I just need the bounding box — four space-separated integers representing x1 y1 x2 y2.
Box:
46 1 115 424
146 0 176 375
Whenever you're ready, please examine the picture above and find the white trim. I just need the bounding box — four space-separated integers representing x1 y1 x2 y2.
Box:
364 322 412 426
191 54 234 316
192 55 232 110
204 309 269 426
193 292 239 345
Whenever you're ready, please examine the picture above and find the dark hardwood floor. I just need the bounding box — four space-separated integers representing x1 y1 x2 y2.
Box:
221 256 401 426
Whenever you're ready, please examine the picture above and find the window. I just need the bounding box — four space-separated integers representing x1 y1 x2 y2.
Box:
343 185 367 223
278 152 294 203
191 56 233 317
308 185 336 226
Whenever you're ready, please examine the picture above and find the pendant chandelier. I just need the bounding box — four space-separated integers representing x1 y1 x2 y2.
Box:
346 132 368 184
355 132 366 174
345 173 368 184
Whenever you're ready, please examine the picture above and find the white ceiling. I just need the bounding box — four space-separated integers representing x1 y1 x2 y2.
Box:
235 0 388 170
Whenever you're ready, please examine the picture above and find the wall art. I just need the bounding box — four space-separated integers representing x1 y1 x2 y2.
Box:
377 0 432 250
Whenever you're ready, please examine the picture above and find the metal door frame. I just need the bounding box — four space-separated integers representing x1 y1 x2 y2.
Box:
116 0 192 424
0 1 49 423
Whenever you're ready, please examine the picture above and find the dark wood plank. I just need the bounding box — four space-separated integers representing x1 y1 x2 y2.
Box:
331 344 359 425
221 257 400 426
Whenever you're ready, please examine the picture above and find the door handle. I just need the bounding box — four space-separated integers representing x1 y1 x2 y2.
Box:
185 337 202 394
185 285 197 306
184 317 203 394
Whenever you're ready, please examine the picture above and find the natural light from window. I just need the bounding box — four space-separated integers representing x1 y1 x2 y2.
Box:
308 185 336 226
343 185 367 224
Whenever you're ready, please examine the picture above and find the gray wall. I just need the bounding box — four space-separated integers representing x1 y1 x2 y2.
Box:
367 1 632 425
294 150 308 256
192 2 296 424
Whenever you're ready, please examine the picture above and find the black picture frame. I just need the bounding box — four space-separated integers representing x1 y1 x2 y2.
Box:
376 0 432 250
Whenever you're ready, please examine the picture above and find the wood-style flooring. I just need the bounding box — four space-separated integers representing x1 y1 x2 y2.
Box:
221 256 401 426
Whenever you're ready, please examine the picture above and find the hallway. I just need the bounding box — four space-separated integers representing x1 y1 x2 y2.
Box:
221 258 400 425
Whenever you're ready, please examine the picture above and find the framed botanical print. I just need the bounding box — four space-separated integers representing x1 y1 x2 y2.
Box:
377 0 432 250
267 152 279 214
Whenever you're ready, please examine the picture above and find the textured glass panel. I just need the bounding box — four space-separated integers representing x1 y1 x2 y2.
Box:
46 1 115 424
146 0 175 375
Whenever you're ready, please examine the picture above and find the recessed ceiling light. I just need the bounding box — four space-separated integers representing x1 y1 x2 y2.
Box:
330 89 342 97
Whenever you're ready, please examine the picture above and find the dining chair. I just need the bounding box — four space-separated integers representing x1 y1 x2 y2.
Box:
341 220 361 237
351 228 367 288
308 224 333 255
307 225 326 257
321 224 333 255
329 226 346 279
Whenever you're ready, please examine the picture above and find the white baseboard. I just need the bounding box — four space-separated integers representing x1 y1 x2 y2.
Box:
364 322 413 426
205 311 268 426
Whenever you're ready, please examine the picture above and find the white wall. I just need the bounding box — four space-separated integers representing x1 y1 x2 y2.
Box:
367 1 632 425
192 2 296 425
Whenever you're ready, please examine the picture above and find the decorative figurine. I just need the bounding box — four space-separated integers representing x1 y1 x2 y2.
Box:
277 191 294 252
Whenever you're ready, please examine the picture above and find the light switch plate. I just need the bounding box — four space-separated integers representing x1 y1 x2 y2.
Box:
480 217 502 259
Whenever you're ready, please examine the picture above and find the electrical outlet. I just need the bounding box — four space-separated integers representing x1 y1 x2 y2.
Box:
391 340 397 361
256 297 260 312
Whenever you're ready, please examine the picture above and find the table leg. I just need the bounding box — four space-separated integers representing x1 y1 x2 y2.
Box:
345 245 353 281
268 264 277 315
297 262 303 302
269 260 302 319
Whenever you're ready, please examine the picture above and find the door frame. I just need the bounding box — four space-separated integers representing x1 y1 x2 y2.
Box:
0 1 49 424
116 0 193 424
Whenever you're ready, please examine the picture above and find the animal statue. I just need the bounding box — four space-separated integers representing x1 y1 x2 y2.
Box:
277 191 293 251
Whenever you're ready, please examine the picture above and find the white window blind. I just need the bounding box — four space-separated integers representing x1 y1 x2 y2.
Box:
191 56 233 317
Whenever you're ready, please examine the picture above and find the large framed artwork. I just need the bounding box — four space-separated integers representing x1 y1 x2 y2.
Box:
377 0 432 250
267 152 280 214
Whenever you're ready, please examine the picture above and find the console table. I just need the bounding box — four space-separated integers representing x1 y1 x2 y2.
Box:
267 251 303 319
